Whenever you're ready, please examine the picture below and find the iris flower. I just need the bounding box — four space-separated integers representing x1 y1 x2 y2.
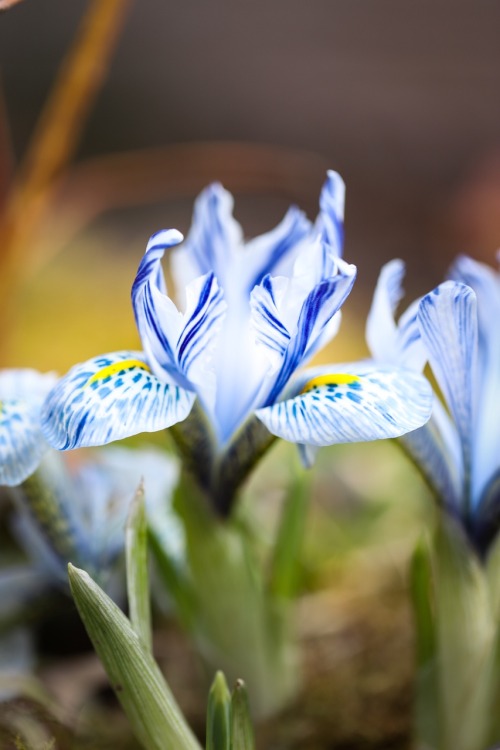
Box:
41 172 432 514
367 254 500 556
0 368 57 486
0 368 181 593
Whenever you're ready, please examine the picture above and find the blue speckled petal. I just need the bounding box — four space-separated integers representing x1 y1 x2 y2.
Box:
256 365 433 446
0 400 48 486
41 351 195 450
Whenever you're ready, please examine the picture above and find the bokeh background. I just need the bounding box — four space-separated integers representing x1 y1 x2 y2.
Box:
0 3 499 747
1 0 500 369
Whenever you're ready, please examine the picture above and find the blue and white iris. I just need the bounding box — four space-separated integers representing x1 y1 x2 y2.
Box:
41 172 432 510
10 445 181 586
367 254 500 555
0 368 182 587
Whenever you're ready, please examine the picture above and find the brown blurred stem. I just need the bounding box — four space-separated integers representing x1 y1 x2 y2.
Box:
0 0 132 351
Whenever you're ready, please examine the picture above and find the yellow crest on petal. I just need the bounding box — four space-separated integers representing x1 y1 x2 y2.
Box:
86 359 151 387
301 373 360 393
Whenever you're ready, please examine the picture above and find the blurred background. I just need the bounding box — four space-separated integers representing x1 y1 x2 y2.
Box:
1 0 500 369
0 3 499 747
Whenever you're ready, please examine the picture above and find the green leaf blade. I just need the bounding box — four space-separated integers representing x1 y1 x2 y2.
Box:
126 481 152 651
68 564 201 750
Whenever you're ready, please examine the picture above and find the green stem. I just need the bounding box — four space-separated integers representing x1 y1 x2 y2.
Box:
158 473 299 718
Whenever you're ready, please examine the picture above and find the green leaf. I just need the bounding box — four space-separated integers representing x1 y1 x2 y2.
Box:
68 564 201 750
410 536 436 667
230 680 255 750
268 468 309 599
206 671 230 750
126 481 152 651
410 536 439 748
433 517 496 750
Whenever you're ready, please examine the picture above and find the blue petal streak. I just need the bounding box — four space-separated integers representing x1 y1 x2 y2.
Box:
449 255 500 507
132 229 226 405
41 351 196 450
314 170 345 257
252 256 357 406
417 282 477 500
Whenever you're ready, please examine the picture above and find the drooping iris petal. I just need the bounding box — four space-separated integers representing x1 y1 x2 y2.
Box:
253 256 357 406
256 365 433 446
0 369 57 486
449 255 500 507
417 282 477 500
132 229 226 408
41 351 196 450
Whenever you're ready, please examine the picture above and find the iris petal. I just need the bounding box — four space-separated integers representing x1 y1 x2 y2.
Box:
253 257 357 406
366 260 425 371
0 369 57 487
0 401 48 486
41 351 196 450
417 282 477 495
400 399 463 510
256 365 433 446
132 230 226 406
174 183 243 288
314 170 345 257
449 255 500 507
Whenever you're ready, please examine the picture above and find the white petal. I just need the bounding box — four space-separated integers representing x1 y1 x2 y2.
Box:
253 258 357 406
256 365 433 446
132 230 227 407
417 282 477 490
366 260 425 370
449 255 500 506
314 170 345 257
400 399 463 511
0 369 58 404
41 351 195 450
243 206 312 292
174 183 243 290
0 401 48 485
366 259 405 362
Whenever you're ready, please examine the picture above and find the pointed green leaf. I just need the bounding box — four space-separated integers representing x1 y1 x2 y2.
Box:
68 564 201 750
230 680 255 750
206 671 230 750
126 481 152 651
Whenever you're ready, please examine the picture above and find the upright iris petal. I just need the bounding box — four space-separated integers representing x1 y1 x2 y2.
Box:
41 173 433 513
367 255 500 556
